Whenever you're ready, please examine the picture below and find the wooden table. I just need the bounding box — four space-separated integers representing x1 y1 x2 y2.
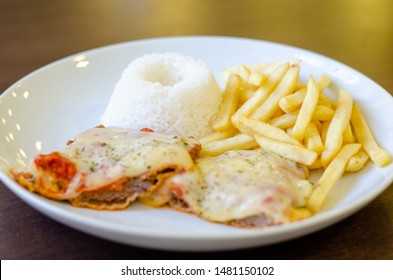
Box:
1 0 393 259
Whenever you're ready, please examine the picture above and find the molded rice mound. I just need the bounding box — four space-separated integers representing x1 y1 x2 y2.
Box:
101 53 222 139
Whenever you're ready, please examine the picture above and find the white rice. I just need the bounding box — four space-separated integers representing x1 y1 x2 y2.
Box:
101 52 222 139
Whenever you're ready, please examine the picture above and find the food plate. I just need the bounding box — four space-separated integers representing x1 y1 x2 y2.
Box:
1 36 393 251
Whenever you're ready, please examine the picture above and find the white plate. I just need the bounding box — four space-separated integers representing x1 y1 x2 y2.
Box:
1 36 393 251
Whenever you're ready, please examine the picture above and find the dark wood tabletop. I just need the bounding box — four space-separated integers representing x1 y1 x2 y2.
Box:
1 0 393 260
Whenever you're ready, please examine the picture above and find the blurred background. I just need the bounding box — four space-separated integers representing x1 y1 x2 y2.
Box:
1 0 393 92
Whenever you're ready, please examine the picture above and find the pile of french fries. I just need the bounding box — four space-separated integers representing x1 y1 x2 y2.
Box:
199 61 391 214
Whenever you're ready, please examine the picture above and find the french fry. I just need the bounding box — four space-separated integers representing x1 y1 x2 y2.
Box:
291 76 320 142
299 163 310 178
279 88 306 113
288 208 312 221
294 83 307 92
231 63 290 126
317 75 331 91
304 122 324 155
268 106 334 130
200 134 258 157
320 89 353 167
343 123 355 144
198 127 238 145
314 120 323 133
245 63 276 74
292 178 313 207
350 104 391 167
268 112 298 129
248 72 266 87
239 83 258 104
308 143 361 213
221 68 236 82
222 63 272 82
251 64 300 122
308 157 322 169
312 105 335 121
272 108 285 118
278 76 329 114
213 74 242 132
246 59 300 75
320 120 331 144
221 64 251 84
237 65 251 81
255 135 317 166
221 61 390 216
318 93 337 108
346 149 369 172
239 117 302 146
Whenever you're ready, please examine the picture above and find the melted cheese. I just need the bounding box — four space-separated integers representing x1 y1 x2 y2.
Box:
30 127 196 198
170 149 313 224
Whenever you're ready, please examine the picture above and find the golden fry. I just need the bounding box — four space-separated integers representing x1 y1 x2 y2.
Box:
317 75 331 91
272 108 285 118
200 134 258 157
350 104 391 167
291 76 320 142
231 63 290 126
255 135 317 166
346 149 369 172
304 122 324 155
308 157 322 169
248 72 266 87
246 59 300 75
312 105 335 121
268 112 298 129
320 120 331 144
213 74 242 132
288 208 313 221
218 62 390 216
251 65 300 122
320 89 353 167
314 120 323 133
279 88 306 113
237 65 251 81
343 123 355 144
268 106 333 130
239 83 258 104
239 117 302 146
308 143 361 213
318 93 337 108
198 127 238 145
